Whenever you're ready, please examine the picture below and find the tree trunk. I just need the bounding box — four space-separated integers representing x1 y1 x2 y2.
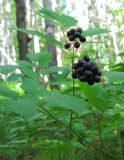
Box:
15 0 28 60
43 0 58 89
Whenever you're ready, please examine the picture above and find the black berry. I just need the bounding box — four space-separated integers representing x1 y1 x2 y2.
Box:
67 31 71 37
90 61 97 67
72 71 78 79
84 71 93 80
74 42 80 48
97 71 102 76
87 80 94 85
76 67 84 75
70 29 76 35
91 65 98 75
74 32 81 38
64 43 71 49
79 36 86 42
83 55 90 62
73 63 79 70
76 28 82 33
79 76 86 82
69 35 75 41
94 75 101 83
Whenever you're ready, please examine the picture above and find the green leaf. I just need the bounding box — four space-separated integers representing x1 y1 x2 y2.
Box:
36 8 77 28
106 84 124 91
10 28 63 48
0 65 18 74
104 71 124 83
6 97 39 118
21 78 43 93
45 66 70 74
0 86 19 99
45 92 87 115
80 83 110 110
82 28 110 37
0 123 6 143
20 66 39 78
27 52 52 67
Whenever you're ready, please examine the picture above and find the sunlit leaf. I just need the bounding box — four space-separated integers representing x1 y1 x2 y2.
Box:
82 28 110 36
0 86 19 99
36 8 77 28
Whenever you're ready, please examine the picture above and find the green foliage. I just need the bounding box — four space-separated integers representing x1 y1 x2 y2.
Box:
36 8 78 28
10 28 63 48
104 71 124 83
82 28 110 36
1 8 124 160
0 85 19 99
0 65 18 74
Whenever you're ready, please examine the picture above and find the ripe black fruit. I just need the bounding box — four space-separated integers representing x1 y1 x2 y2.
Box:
74 42 80 48
64 43 71 49
69 35 75 41
83 55 90 62
91 65 98 74
76 28 82 33
67 31 71 37
79 36 86 42
90 61 97 67
85 62 91 70
70 29 76 35
79 76 86 82
73 63 79 70
94 75 101 83
72 71 77 79
87 80 94 85
76 67 84 75
97 71 102 76
74 32 81 38
84 71 93 80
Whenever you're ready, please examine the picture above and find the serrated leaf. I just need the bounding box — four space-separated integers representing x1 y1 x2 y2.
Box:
20 66 39 78
21 78 43 93
27 52 52 67
6 97 39 118
45 92 87 115
36 8 77 28
0 86 19 99
10 28 63 48
82 28 110 37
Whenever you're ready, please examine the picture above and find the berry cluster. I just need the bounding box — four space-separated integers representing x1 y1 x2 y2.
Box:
72 55 102 85
64 28 86 49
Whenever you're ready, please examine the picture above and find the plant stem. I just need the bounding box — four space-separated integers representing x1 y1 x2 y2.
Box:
97 118 105 160
69 46 75 138
41 106 120 160
118 123 123 160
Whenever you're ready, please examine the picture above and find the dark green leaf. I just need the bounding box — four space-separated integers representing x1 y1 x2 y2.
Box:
10 28 63 48
104 71 124 83
45 92 87 115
